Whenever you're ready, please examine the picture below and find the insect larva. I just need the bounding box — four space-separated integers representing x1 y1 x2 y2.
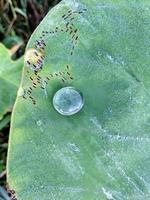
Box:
37 80 41 84
28 88 32 92
62 76 67 80
62 14 66 18
34 51 39 56
55 27 59 31
75 36 78 40
64 13 72 20
23 96 27 99
37 59 43 64
44 80 48 84
66 65 69 70
27 90 32 95
78 11 83 14
72 34 76 39
27 60 31 65
74 29 78 33
33 64 37 69
37 76 41 80
30 77 33 81
66 22 70 28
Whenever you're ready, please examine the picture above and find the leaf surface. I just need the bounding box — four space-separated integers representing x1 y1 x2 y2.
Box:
8 1 150 199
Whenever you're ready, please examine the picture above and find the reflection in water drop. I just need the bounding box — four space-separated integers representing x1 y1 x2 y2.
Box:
53 87 84 116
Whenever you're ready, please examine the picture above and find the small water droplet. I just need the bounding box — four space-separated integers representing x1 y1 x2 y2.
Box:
53 87 84 116
17 87 25 97
40 185 44 189
37 120 42 126
24 48 44 72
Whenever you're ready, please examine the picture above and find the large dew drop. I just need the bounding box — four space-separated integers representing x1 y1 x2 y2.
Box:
53 87 84 116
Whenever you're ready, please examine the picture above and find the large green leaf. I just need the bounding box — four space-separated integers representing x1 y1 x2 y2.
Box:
7 0 150 199
0 43 23 120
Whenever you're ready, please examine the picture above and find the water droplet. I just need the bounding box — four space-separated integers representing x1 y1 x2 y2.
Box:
40 185 44 189
17 87 25 97
36 120 44 133
53 87 84 116
24 48 44 72
37 120 42 126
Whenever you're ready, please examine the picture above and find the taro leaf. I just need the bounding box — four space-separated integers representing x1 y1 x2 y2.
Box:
0 43 23 120
7 1 150 200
